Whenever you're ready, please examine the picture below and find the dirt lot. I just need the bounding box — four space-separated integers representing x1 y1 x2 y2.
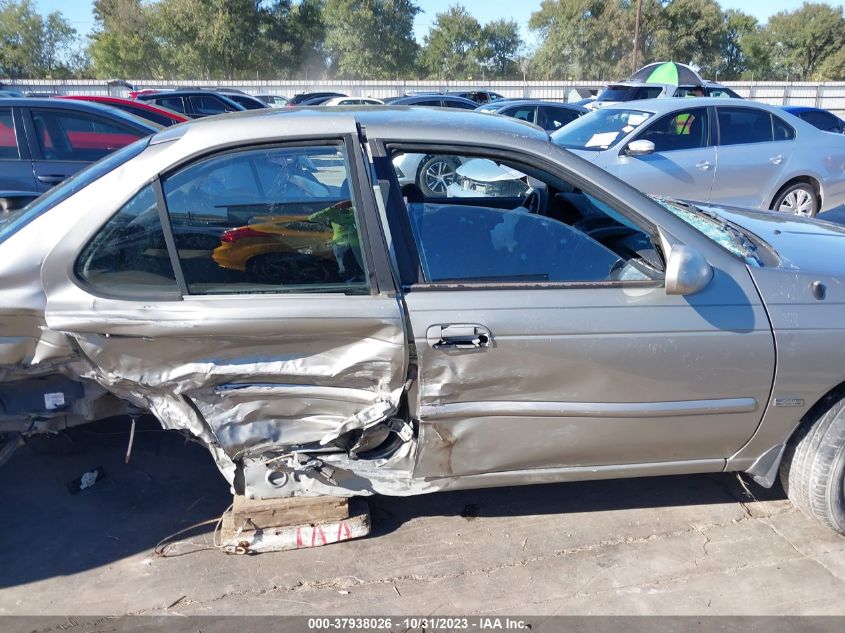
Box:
1 416 844 617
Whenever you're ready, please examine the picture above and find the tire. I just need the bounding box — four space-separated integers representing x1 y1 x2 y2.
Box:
779 397 845 534
246 253 336 285
417 155 459 197
771 182 819 217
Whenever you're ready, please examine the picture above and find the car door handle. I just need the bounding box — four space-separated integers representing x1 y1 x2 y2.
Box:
770 155 784 165
36 174 66 185
696 161 712 171
427 324 492 350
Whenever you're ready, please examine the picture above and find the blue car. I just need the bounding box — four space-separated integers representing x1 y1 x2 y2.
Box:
781 106 845 134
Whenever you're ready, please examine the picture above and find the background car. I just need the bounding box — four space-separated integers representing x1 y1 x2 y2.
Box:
444 90 506 104
255 94 288 107
386 94 478 109
212 88 270 110
0 190 39 212
287 91 347 106
590 81 741 109
477 99 587 132
0 98 159 192
135 89 246 118
552 98 845 216
781 105 845 134
0 89 24 98
56 95 189 127
322 96 384 106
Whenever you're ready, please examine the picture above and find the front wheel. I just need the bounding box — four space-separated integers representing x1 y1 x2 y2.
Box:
779 397 845 535
772 182 819 217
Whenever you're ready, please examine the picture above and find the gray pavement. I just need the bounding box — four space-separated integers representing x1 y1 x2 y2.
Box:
1 417 844 616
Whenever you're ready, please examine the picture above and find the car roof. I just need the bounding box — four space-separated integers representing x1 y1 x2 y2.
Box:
151 106 550 151
598 97 785 115
56 95 189 119
488 99 587 110
392 94 477 105
781 105 833 115
0 97 161 129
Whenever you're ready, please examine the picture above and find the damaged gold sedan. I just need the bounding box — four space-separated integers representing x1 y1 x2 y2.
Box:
1 107 844 536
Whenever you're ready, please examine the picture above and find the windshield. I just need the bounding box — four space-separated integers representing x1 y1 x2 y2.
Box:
654 198 763 266
551 108 652 151
0 137 150 245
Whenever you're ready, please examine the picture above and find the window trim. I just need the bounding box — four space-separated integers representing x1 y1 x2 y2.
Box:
24 106 147 163
627 106 712 154
715 106 789 147
378 141 665 292
156 137 380 297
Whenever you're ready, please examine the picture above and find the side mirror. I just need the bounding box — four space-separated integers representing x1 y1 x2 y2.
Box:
664 243 713 295
625 139 655 156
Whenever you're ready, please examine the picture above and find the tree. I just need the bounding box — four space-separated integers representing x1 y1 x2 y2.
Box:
89 0 170 78
420 5 484 79
0 0 81 78
718 9 758 80
528 0 636 80
324 0 419 79
652 0 727 76
479 19 523 79
766 2 845 80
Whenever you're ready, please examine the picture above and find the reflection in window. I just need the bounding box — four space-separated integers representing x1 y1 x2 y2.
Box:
75 185 179 296
394 154 664 285
162 145 368 294
636 108 709 152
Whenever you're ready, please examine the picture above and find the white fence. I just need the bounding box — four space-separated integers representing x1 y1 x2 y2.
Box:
4 78 845 115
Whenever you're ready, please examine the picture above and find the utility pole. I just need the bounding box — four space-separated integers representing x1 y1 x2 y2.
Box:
632 0 643 74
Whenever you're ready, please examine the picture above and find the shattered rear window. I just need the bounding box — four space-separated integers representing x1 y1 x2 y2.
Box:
655 198 763 266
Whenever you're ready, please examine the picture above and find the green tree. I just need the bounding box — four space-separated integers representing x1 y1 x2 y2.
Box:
653 0 727 76
718 9 758 79
479 19 523 79
528 0 636 80
0 0 81 78
766 2 845 80
420 5 484 79
324 0 419 79
89 0 170 78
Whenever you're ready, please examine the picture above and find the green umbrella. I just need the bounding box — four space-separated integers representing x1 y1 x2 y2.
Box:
630 62 704 86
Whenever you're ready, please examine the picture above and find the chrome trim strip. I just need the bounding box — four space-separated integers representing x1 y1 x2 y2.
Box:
420 398 758 420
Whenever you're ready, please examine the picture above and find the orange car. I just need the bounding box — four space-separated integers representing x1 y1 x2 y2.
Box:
212 214 339 285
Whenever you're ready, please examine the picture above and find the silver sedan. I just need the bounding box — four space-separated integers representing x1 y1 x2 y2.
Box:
552 98 845 217
1 107 844 536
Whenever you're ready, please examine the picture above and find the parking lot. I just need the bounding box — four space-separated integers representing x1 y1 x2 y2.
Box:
1 415 844 617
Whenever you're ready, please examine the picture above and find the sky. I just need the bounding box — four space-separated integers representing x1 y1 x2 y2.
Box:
35 0 845 44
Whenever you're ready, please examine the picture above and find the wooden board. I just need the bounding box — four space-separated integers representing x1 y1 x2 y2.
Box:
231 495 350 530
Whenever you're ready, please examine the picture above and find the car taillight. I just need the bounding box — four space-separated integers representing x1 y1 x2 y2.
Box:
221 226 269 243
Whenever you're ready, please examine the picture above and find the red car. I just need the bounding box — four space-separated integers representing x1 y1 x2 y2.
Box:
56 95 189 127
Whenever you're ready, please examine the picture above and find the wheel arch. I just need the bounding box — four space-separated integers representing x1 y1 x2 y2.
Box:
745 378 845 487
767 174 823 211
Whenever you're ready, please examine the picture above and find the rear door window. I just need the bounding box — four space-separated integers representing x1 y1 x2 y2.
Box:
717 107 774 145
539 106 581 131
188 95 230 116
30 109 146 161
153 97 186 113
0 107 19 159
502 105 536 124
161 144 369 295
